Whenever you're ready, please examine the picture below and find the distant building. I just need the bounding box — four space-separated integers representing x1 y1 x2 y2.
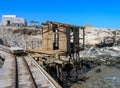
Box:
30 20 40 27
84 24 92 28
1 15 27 26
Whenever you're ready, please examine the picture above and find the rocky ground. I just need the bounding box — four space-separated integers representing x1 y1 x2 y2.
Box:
80 46 120 66
71 66 120 88
70 46 120 88
0 26 42 49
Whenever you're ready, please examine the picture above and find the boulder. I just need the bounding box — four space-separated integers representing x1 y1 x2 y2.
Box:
96 36 115 47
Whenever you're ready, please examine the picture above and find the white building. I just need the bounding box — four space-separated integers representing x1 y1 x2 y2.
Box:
1 15 27 26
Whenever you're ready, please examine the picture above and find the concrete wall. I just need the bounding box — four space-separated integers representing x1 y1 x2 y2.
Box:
2 15 27 26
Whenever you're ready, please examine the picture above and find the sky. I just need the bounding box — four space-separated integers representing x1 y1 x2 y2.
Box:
0 0 120 28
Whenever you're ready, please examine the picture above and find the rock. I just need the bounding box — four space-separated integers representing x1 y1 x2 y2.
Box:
82 26 120 47
96 36 115 47
95 68 101 73
0 26 42 49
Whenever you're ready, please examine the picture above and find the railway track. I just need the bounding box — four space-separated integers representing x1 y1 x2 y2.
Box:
14 56 38 88
14 55 61 88
0 45 61 88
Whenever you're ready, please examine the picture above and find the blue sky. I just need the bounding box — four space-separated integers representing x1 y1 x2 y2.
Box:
0 0 120 28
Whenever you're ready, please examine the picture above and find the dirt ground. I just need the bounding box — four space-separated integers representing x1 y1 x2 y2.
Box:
71 66 120 88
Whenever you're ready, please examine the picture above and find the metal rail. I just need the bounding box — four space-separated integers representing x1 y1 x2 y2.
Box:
0 45 38 88
14 56 18 88
23 57 38 88
28 55 62 88
14 56 38 88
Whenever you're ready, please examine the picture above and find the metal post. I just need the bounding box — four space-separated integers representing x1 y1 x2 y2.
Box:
83 27 85 50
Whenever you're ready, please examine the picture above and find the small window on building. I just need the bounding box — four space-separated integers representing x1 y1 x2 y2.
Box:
7 20 10 26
